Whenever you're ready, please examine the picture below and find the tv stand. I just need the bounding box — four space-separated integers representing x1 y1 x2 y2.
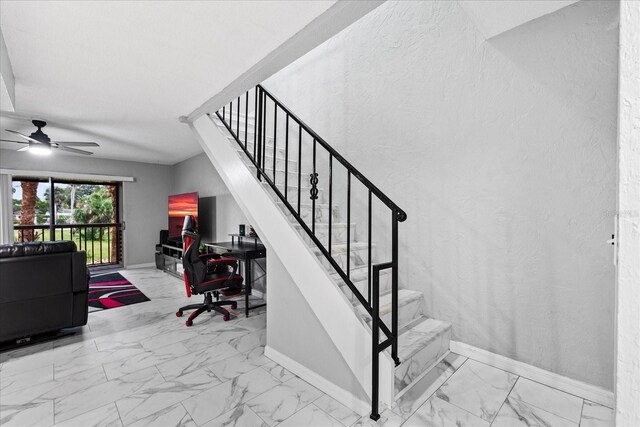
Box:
155 244 184 279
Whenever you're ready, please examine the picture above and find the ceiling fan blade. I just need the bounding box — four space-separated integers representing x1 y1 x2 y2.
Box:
52 141 99 147
57 145 93 155
0 139 28 144
17 146 29 152
5 129 41 143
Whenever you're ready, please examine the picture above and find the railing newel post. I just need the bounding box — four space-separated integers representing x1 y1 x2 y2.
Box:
371 264 380 421
392 212 399 366
256 88 263 181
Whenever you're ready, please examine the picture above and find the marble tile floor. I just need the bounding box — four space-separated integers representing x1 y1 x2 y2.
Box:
1 268 614 427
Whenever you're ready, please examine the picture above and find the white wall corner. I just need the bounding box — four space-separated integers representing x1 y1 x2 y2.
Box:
457 0 580 40
0 28 16 111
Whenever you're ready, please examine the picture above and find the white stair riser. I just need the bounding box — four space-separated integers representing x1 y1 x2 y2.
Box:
266 169 318 185
367 297 423 333
316 244 370 272
263 155 299 172
280 185 326 204
300 205 339 224
339 271 392 304
240 155 306 179
394 327 451 395
297 224 357 245
231 138 284 155
280 204 340 225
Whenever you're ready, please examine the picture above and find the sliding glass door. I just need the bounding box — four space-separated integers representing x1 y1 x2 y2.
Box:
12 177 122 266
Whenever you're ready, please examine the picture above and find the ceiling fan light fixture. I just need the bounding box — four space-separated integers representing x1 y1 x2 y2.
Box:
29 142 51 155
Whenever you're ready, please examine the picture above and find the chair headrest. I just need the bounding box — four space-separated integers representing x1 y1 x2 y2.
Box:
182 215 197 233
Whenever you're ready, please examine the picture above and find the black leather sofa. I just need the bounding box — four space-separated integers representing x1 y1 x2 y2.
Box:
0 241 89 343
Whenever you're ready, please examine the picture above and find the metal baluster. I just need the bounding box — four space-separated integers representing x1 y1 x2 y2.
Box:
256 88 263 180
273 105 277 183
253 88 258 160
245 91 249 150
285 114 289 201
237 96 240 138
91 227 94 264
368 190 372 304
100 227 103 264
346 171 351 279
328 154 333 253
297 125 302 215
107 225 111 263
263 94 267 177
229 101 233 136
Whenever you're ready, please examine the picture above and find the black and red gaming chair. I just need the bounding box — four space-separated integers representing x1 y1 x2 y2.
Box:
176 215 243 326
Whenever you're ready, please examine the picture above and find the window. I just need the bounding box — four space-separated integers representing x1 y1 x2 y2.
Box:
12 177 122 266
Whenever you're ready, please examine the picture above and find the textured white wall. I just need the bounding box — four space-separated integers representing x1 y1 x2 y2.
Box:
264 0 618 389
615 0 640 423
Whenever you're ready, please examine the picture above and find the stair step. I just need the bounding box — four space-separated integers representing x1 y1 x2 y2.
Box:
239 150 298 172
294 222 357 245
229 136 283 153
358 289 424 334
359 289 422 319
277 201 339 224
311 242 371 271
334 265 392 304
267 183 326 204
226 115 256 126
394 317 451 396
250 164 314 184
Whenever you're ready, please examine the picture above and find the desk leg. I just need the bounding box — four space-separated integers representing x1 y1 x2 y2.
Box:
245 258 252 317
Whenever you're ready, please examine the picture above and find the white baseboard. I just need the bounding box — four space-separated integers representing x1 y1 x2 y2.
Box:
449 341 614 408
125 262 155 270
264 345 370 416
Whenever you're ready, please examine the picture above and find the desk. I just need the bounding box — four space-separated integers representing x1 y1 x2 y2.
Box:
204 241 266 316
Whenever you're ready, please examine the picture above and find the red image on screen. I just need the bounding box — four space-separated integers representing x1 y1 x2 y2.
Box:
168 192 198 239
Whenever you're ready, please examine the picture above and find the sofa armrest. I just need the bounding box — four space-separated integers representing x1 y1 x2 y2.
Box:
71 251 88 292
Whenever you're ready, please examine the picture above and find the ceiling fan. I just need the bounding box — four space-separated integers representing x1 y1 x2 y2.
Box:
1 120 99 155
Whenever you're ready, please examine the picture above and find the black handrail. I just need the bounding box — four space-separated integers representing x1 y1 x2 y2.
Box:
212 85 405 420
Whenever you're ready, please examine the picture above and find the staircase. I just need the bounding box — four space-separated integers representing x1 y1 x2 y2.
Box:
193 85 452 419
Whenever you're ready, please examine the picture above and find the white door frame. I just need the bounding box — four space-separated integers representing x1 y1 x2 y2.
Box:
614 1 640 425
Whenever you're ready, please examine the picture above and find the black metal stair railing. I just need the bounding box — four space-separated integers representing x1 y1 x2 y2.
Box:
210 85 407 420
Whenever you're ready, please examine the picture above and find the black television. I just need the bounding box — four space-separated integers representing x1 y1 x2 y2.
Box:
168 192 198 240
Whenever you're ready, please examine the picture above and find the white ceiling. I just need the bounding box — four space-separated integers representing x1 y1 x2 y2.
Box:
0 0 335 165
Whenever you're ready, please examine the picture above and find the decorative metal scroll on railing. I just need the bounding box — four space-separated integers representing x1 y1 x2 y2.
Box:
212 85 406 420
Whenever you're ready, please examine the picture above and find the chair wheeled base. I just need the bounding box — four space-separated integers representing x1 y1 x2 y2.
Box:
176 292 238 326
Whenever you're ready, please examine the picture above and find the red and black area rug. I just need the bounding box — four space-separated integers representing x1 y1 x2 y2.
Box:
88 272 150 312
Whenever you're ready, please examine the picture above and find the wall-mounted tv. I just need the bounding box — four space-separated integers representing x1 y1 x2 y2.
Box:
168 192 198 240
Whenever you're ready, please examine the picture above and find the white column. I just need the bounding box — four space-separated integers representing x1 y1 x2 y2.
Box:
615 1 640 425
0 174 14 244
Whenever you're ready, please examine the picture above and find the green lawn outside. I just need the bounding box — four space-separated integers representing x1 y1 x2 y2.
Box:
14 227 117 264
